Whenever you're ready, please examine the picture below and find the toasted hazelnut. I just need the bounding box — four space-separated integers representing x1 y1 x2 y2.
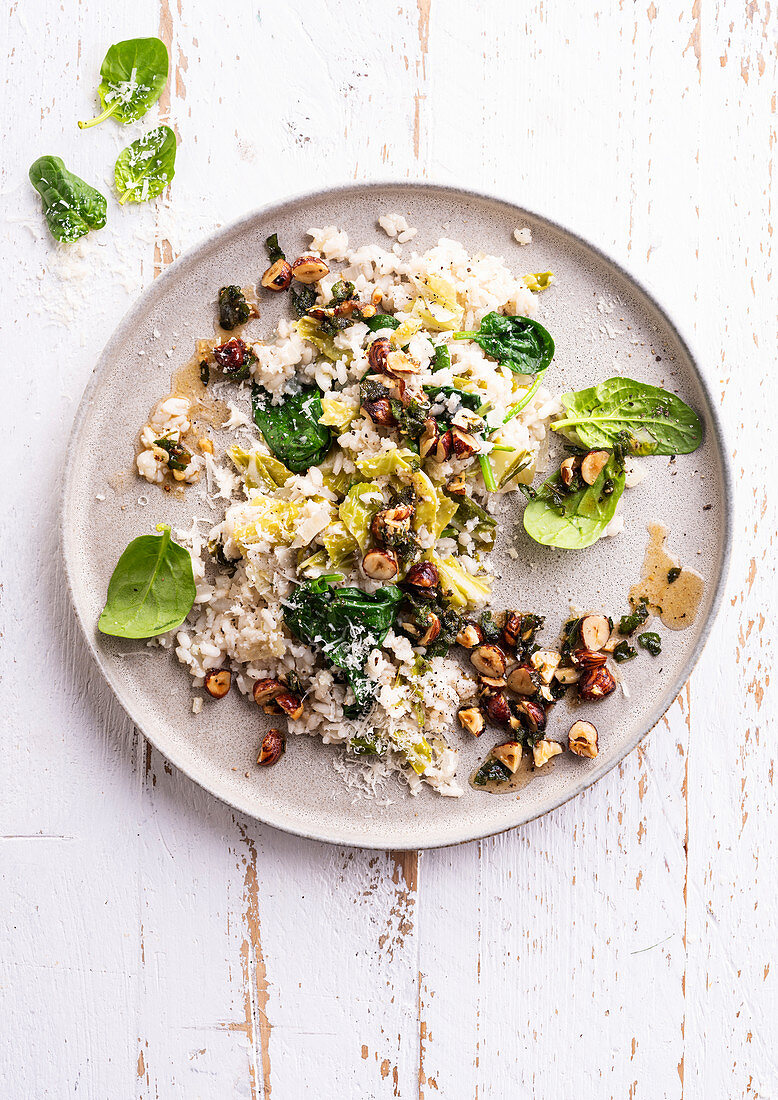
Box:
580 614 611 651
403 560 439 592
553 666 581 685
580 450 610 485
479 675 507 690
578 666 617 701
291 254 329 283
559 455 581 487
530 649 561 684
492 741 522 773
457 622 485 649
470 644 507 678
258 729 285 766
362 547 399 580
568 720 599 758
386 350 421 375
362 398 397 427
533 739 563 767
275 691 304 722
204 668 231 699
367 337 391 373
433 430 454 463
515 698 547 733
450 427 479 459
260 258 293 291
501 612 524 650
458 706 486 737
419 418 440 460
506 664 539 696
484 692 512 726
445 476 468 496
198 436 214 455
571 648 608 669
371 505 414 545
418 613 442 646
253 678 285 705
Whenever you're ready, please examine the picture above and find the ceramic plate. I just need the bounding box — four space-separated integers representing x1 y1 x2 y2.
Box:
61 183 731 849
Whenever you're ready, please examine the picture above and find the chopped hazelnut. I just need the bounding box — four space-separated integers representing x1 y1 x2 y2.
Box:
568 720 599 758
533 739 563 767
204 669 231 699
258 729 285 766
492 741 522 773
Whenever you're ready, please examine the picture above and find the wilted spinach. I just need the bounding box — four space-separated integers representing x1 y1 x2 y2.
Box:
218 286 251 330
423 384 481 413
284 577 404 716
364 314 401 332
553 377 702 455
448 496 496 548
613 640 637 662
265 233 285 263
98 524 195 639
618 600 649 636
453 313 555 376
432 344 452 371
638 631 662 655
251 384 332 473
78 37 169 129
114 125 177 204
28 156 107 243
522 453 626 549
291 285 317 317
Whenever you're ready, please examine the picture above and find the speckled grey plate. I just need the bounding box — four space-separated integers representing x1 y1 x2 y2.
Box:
61 182 731 849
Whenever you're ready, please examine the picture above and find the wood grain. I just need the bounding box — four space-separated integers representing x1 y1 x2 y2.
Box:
1 0 775 1096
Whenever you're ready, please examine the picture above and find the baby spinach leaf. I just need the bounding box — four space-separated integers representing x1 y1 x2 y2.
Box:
79 37 169 129
284 578 404 716
114 125 177 205
98 524 195 639
553 377 702 455
28 156 107 243
523 454 626 549
453 313 555 376
251 384 332 473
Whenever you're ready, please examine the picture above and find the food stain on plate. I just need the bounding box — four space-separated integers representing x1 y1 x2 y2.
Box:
630 522 704 630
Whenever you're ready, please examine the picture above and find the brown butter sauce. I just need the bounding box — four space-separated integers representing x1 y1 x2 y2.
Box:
629 522 705 630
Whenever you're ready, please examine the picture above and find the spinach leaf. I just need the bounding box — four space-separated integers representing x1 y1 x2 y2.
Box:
28 156 107 243
364 314 401 332
78 37 169 129
284 578 404 716
523 454 626 549
453 313 555 376
98 524 195 639
114 125 177 205
553 377 702 455
251 384 332 473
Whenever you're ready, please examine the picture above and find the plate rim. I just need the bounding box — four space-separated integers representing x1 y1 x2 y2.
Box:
60 179 733 850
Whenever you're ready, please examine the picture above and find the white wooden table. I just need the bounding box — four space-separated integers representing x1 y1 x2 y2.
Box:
2 2 776 1096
